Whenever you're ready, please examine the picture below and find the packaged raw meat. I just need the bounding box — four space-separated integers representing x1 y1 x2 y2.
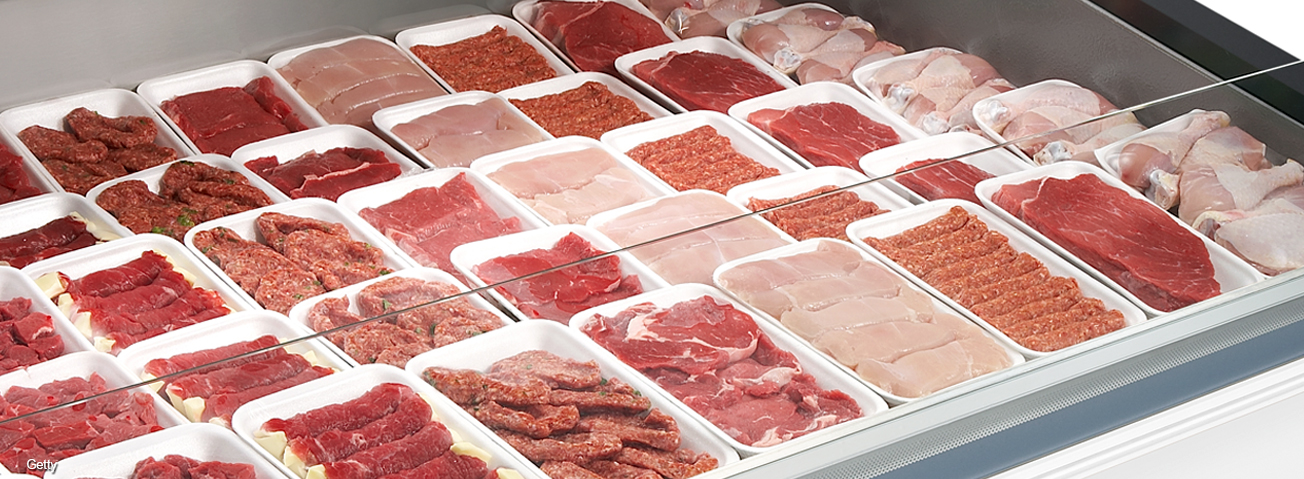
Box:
376 93 550 168
475 137 671 225
515 0 675 76
732 3 906 84
406 321 742 466
399 15 571 93
504 75 661 139
229 365 538 479
731 168 905 241
0 267 91 375
0 143 43 205
91 160 276 241
160 76 308 158
602 109 804 173
45 423 294 479
0 351 187 477
975 163 1266 315
16 107 179 196
452 225 668 323
730 82 922 173
288 268 509 368
573 284 884 449
116 311 349 428
271 36 446 131
624 125 783 194
715 240 1020 399
588 190 793 285
421 346 721 478
25 234 249 355
231 125 417 201
972 79 1145 165
853 47 1015 134
621 37 794 113
853 203 1143 354
857 132 1031 204
651 0 782 38
0 193 130 270
339 169 546 282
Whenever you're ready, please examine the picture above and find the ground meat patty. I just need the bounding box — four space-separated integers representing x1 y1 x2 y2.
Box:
18 126 108 163
282 229 389 290
747 185 884 241
342 322 431 365
490 350 602 390
510 82 653 139
65 107 158 148
500 431 624 463
256 212 352 252
19 109 177 194
254 266 325 314
352 276 502 347
95 162 271 240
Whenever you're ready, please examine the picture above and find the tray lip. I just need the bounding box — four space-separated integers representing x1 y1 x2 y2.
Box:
971 160 1267 315
497 70 674 121
393 13 574 94
599 108 811 171
228 363 547 478
566 282 890 454
371 90 553 169
844 198 1150 357
403 319 743 463
710 237 1026 398
179 196 420 313
84 154 293 208
469 136 676 225
0 128 61 197
0 265 95 364
20 232 256 313
726 82 928 172
135 59 328 155
284 266 514 368
0 191 134 245
613 36 799 114
448 223 671 322
0 86 196 163
857 131 1033 204
723 165 913 213
971 78 1084 164
44 422 298 479
510 0 682 74
0 350 189 428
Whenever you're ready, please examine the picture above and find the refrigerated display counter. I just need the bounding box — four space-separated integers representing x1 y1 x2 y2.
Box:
0 1 1301 478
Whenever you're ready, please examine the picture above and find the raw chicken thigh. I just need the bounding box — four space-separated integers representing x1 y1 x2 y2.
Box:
1115 110 1230 198
975 82 1142 164
864 48 1013 134
657 0 783 38
738 7 904 84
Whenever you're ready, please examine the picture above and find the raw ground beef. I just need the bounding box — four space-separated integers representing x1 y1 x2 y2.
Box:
18 108 177 194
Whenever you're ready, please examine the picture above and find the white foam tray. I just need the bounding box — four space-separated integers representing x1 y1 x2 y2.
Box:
228 124 425 188
266 35 447 122
21 233 255 350
845 199 1149 357
712 238 1025 399
0 266 94 361
724 3 844 67
335 168 550 268
973 161 1267 316
372 91 553 169
858 131 1032 204
406 320 741 463
601 109 808 172
971 79 1084 164
286 267 513 368
449 224 670 322
471 136 675 225
585 189 797 285
0 192 132 253
498 71 673 124
0 88 195 167
0 350 188 428
511 0 681 74
85 155 292 210
46 422 297 479
395 14 574 93
851 47 965 105
569 282 889 455
0 133 58 200
1094 108 1209 183
725 166 912 215
614 36 798 114
136 60 328 155
728 82 927 171
116 310 352 396
229 363 547 479
180 197 418 312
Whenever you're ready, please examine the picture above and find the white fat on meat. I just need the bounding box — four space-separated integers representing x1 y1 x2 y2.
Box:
622 306 759 363
1177 161 1304 224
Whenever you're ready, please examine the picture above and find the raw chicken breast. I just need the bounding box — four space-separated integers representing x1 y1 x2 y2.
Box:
487 147 660 224
277 38 445 130
391 98 547 167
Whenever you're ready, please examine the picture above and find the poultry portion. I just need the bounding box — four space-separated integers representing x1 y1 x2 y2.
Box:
738 6 904 84
863 48 1014 135
976 82 1144 165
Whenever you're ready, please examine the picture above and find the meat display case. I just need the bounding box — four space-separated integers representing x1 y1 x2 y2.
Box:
0 0 1302 478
